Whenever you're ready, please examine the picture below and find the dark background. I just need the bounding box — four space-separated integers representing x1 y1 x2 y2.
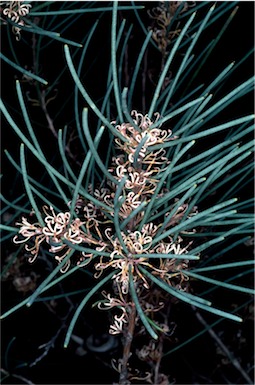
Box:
1 2 254 384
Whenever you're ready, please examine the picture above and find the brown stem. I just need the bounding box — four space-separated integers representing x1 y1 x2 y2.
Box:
31 30 80 166
142 49 148 114
192 305 253 385
32 33 37 75
124 40 129 87
154 335 164 385
31 29 57 140
40 90 58 138
39 90 80 165
154 302 171 384
119 303 136 385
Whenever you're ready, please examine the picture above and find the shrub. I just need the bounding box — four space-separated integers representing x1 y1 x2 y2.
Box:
1 2 254 384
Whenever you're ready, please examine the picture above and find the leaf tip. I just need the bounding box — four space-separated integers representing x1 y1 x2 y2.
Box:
210 3 216 12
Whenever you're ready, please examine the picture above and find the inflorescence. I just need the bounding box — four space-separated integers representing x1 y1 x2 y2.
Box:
0 0 32 40
14 110 198 336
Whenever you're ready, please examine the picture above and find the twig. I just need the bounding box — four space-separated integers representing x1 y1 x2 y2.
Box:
154 334 164 385
11 373 35 385
29 324 64 367
1 369 35 385
154 300 172 384
119 303 136 385
192 305 253 385
142 49 148 113
39 90 58 138
124 35 129 87
32 28 80 165
39 92 81 165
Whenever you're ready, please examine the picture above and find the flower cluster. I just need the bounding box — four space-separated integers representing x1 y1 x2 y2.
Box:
105 111 177 227
97 287 130 335
0 1 32 40
95 224 192 300
113 110 174 164
13 110 198 338
13 205 106 273
148 1 195 55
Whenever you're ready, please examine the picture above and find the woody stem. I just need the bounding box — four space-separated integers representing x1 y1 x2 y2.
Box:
119 303 136 385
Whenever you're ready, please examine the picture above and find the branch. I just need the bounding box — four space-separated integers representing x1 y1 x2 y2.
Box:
192 305 253 385
119 304 136 385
